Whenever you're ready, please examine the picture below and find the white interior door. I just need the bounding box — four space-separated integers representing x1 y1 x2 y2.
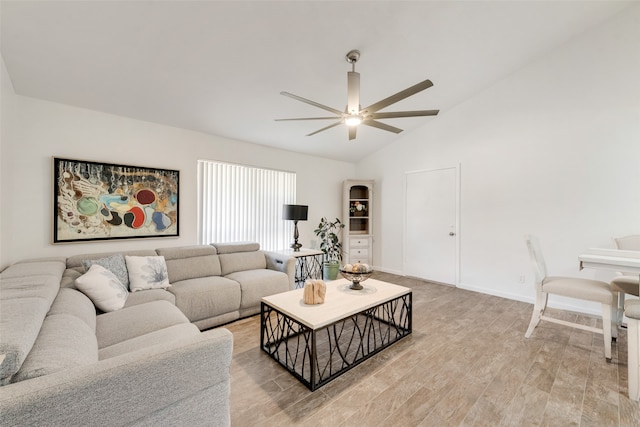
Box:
404 166 459 285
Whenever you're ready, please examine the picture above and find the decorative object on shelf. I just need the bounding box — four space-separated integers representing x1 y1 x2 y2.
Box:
349 201 367 216
313 217 345 280
340 263 373 290
283 204 308 251
53 157 179 243
303 279 326 305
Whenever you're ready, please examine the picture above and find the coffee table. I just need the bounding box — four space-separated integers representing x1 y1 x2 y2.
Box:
260 278 412 391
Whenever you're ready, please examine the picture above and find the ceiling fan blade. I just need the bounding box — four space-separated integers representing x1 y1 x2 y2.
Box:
371 110 439 119
280 92 344 116
361 119 403 134
362 79 434 114
307 121 343 136
347 71 360 114
348 126 357 141
275 117 340 121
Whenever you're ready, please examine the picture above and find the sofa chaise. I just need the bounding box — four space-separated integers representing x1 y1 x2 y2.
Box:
0 242 295 426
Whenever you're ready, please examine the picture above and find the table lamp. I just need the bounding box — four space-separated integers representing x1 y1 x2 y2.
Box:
283 204 308 251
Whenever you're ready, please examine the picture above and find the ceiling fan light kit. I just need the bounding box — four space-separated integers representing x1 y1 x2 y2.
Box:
276 49 439 141
345 115 362 127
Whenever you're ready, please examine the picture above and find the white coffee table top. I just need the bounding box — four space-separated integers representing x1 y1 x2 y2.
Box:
262 278 411 329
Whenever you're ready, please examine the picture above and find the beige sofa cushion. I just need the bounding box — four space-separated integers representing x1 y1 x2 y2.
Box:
1 259 66 280
0 274 60 301
48 288 97 331
212 242 260 254
226 269 289 310
156 246 222 283
96 300 190 349
0 297 53 385
60 268 82 289
99 323 200 359
0 261 64 385
12 313 98 383
168 276 241 323
66 249 157 274
124 289 176 307
218 251 266 276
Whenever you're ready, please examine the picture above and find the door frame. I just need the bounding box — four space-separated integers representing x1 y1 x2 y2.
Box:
403 164 461 286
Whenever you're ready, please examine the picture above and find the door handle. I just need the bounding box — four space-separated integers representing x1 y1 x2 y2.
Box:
449 232 455 236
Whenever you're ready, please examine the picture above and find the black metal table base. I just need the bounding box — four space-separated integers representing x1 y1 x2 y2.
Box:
260 293 412 391
294 253 323 289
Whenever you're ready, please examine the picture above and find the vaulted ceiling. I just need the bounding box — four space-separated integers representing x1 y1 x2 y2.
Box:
1 1 633 162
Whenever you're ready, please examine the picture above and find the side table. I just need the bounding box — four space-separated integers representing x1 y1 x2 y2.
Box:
277 248 324 289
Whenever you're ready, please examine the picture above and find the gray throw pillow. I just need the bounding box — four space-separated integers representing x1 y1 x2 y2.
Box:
82 254 130 290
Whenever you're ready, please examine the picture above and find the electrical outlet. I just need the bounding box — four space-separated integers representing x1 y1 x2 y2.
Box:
518 275 526 284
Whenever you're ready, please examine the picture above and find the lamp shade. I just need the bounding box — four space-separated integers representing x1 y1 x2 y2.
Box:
283 204 308 221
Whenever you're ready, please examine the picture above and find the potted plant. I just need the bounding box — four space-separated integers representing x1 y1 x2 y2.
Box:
314 217 345 280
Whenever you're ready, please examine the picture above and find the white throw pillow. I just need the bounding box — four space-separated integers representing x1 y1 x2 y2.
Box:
125 255 170 292
75 264 128 312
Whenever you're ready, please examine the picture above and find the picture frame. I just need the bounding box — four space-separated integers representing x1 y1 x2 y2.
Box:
53 157 179 243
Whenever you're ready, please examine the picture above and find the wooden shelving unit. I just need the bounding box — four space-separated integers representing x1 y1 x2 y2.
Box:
343 180 374 266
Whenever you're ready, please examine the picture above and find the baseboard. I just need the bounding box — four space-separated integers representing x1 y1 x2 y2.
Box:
371 273 604 317
457 281 602 317
457 282 533 303
373 265 404 276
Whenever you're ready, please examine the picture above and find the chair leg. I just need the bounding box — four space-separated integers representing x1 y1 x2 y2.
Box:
617 291 626 326
525 287 547 338
629 317 640 401
602 303 612 362
612 294 619 340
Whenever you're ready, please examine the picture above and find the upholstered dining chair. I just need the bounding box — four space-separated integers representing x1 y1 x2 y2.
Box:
611 235 640 325
524 235 617 361
625 299 640 401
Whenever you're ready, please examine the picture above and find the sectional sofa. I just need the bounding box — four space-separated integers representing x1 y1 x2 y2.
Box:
0 242 295 426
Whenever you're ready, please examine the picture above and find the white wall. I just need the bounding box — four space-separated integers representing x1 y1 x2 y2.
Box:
0 56 355 268
356 6 640 314
2 6 638 317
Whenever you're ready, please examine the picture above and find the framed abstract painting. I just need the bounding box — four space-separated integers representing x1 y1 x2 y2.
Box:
53 157 179 243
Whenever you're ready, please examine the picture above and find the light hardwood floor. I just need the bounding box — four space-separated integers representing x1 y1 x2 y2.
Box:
226 272 640 426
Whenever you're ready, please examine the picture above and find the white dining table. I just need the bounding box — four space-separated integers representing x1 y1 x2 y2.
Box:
580 248 640 402
579 248 640 275
579 247 640 322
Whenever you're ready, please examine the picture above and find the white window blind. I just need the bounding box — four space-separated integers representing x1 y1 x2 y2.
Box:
197 160 296 251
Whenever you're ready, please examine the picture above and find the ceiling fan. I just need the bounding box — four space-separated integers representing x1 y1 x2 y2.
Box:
276 50 439 141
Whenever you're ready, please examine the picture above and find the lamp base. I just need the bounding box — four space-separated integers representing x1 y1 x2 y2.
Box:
291 220 302 251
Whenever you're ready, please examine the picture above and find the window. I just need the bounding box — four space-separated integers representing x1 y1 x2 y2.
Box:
197 160 296 251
